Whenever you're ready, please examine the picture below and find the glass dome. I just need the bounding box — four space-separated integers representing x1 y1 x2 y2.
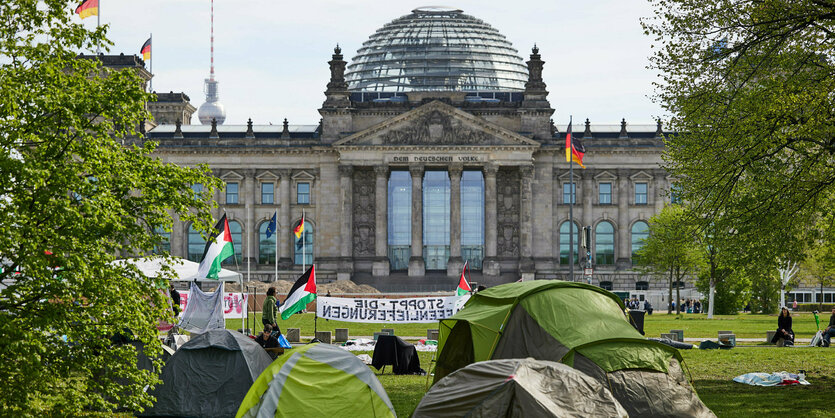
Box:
345 7 528 92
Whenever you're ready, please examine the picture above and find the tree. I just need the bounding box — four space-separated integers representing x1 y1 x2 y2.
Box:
0 2 219 415
800 218 835 310
643 0 835 263
636 206 704 314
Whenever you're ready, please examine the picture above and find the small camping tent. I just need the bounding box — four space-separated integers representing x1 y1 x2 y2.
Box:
141 329 272 418
236 343 395 418
434 280 714 418
414 358 628 417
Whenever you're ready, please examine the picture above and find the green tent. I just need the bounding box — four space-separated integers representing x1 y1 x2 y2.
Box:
434 280 714 417
236 343 395 418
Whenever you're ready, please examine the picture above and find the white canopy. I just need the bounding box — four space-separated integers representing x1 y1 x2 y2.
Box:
114 256 242 282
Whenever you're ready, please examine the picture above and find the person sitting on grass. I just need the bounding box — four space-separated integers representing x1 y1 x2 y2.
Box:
255 324 280 349
771 307 795 346
822 307 835 347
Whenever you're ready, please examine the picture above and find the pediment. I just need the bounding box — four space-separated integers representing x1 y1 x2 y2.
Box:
220 170 244 181
630 170 653 181
594 171 617 181
334 100 540 147
291 170 316 181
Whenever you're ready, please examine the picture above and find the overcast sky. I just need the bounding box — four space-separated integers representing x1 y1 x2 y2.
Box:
90 0 664 126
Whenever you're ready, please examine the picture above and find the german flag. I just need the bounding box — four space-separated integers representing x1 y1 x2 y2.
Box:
75 0 98 20
565 118 586 168
140 38 151 61
294 214 305 239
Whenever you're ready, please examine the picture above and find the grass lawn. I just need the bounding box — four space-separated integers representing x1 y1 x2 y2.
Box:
224 313 835 416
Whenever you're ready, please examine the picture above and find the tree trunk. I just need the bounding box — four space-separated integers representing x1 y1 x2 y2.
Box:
668 266 674 314
708 280 715 318
675 266 681 315
821 282 824 311
780 285 785 311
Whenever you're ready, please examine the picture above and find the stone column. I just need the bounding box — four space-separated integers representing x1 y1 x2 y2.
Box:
408 165 425 277
655 170 667 212
337 165 353 281
551 167 562 262
278 169 292 269
482 164 500 277
582 170 594 231
616 169 630 266
243 169 256 268
519 165 535 279
171 213 183 258
372 166 390 276
446 164 463 277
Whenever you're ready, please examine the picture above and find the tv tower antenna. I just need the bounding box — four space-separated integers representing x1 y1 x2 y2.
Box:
198 0 226 125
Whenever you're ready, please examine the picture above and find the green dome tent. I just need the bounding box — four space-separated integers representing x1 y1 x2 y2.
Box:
433 280 714 418
236 343 395 418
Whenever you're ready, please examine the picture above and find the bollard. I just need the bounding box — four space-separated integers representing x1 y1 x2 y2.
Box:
315 331 332 344
335 328 349 343
286 328 300 343
427 329 439 340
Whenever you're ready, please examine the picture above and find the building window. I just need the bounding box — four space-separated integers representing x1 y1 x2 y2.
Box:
600 281 613 291
297 182 310 204
671 183 682 204
461 170 484 269
423 171 450 270
559 221 579 265
153 227 170 254
599 182 612 205
226 182 239 204
191 183 203 194
261 182 274 204
672 280 686 289
187 224 203 262
635 182 647 205
595 221 615 265
635 281 649 291
293 220 313 265
562 183 576 204
259 221 276 264
222 221 243 265
388 171 411 270
631 221 649 264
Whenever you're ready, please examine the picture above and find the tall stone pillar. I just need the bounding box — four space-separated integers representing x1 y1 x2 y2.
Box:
655 170 667 212
243 169 256 267
447 164 463 277
171 213 183 259
482 164 500 277
408 165 425 277
373 166 390 276
278 169 292 269
616 169 630 266
337 165 353 281
582 170 594 231
519 165 535 279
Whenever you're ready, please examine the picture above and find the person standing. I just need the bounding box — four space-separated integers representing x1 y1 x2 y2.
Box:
169 284 181 317
771 307 794 345
822 307 835 347
263 287 280 334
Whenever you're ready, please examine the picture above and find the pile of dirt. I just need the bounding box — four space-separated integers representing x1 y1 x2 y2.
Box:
226 280 379 294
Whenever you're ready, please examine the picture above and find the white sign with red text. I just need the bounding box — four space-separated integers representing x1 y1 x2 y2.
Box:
177 291 248 319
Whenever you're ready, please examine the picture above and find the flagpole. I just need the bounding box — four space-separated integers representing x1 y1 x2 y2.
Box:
301 208 306 273
568 115 575 282
274 210 278 282
227 209 246 334
149 32 153 92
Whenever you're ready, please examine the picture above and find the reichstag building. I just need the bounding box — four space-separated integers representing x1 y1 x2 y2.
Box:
138 7 687 296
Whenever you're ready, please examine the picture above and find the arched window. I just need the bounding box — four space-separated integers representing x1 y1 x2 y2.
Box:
559 221 579 265
222 221 243 266
599 281 613 291
635 281 649 291
187 224 203 262
595 222 615 265
293 220 313 266
259 221 276 264
631 221 649 264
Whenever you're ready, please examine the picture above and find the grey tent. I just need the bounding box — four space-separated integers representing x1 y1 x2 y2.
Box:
141 329 272 417
414 358 628 417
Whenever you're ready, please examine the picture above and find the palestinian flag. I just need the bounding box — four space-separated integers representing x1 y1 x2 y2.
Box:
75 0 98 20
280 265 316 320
456 261 471 296
140 38 151 61
294 214 305 239
196 214 235 279
565 117 586 168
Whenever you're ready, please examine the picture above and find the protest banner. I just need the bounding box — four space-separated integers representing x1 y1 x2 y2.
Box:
177 290 248 320
316 296 465 323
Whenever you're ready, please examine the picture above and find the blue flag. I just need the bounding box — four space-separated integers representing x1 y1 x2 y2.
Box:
265 211 277 238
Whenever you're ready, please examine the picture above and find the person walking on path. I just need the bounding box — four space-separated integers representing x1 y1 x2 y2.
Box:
822 307 835 347
771 307 794 346
263 287 280 334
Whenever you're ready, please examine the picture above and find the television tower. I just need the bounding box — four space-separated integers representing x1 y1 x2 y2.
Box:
197 0 226 125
